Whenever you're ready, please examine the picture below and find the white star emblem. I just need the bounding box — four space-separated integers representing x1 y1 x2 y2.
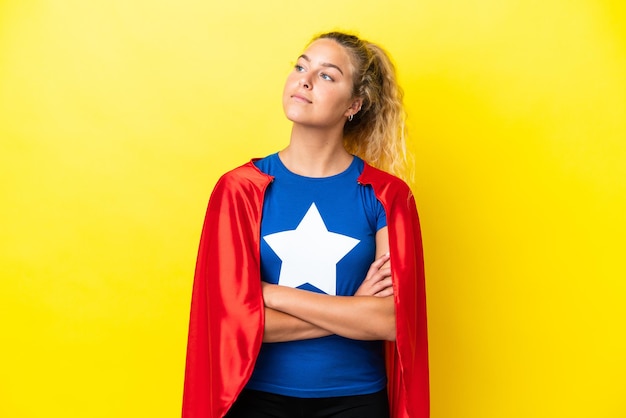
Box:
263 203 360 295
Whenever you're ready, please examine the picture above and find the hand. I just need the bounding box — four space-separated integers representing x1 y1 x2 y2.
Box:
354 253 393 297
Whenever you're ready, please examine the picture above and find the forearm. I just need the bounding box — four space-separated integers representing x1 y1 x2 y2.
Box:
264 285 396 341
263 307 332 343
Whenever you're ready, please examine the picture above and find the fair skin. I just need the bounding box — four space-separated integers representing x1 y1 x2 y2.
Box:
262 38 396 343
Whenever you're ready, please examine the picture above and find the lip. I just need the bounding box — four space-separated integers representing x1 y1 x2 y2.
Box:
291 94 312 103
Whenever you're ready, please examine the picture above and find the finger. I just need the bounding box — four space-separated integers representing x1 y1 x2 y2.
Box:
368 267 392 284
367 253 390 275
363 278 391 297
375 277 393 292
377 267 392 278
363 261 384 282
372 252 391 269
355 275 390 296
375 277 394 295
375 287 394 297
363 258 391 283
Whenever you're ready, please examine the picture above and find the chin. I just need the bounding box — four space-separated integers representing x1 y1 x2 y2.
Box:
283 108 305 124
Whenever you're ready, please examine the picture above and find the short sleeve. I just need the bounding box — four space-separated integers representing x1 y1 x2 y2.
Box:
375 197 387 231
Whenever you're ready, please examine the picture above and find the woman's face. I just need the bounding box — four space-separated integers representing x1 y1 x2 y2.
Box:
282 39 361 130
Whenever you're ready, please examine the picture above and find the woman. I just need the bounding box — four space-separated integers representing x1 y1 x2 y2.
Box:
183 32 429 418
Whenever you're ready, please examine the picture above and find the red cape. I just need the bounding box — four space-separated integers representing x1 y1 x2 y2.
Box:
183 160 429 417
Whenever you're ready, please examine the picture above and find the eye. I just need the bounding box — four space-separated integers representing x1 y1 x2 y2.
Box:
320 73 334 81
294 64 305 72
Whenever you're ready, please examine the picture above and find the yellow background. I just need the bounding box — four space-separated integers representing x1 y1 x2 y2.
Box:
1 0 624 417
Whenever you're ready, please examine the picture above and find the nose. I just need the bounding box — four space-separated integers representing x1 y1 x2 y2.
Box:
299 75 311 89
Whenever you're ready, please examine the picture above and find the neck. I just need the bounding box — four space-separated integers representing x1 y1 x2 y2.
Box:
279 124 352 177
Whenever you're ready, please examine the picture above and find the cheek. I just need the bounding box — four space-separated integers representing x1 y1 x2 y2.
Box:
327 89 353 110
282 85 293 109
282 74 297 99
284 71 299 87
281 82 296 118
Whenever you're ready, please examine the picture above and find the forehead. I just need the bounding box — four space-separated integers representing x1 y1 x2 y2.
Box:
301 39 354 74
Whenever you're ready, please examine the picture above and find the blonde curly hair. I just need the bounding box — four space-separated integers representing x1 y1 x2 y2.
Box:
312 32 409 180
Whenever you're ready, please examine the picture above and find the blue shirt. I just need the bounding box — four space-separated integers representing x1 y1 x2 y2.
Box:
246 153 387 397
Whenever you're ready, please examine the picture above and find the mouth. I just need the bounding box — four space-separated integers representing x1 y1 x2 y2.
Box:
291 94 312 103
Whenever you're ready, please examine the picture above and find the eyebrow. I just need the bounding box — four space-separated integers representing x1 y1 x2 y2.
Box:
299 54 344 75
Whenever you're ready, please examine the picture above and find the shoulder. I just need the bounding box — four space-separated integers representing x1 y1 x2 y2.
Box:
220 159 272 182
359 162 413 200
212 159 273 197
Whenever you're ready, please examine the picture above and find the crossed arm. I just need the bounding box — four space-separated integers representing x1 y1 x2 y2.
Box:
262 227 396 342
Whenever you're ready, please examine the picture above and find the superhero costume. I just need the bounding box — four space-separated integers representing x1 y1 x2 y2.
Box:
182 160 429 417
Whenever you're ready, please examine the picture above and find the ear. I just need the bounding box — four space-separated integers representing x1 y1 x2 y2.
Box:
346 97 363 117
